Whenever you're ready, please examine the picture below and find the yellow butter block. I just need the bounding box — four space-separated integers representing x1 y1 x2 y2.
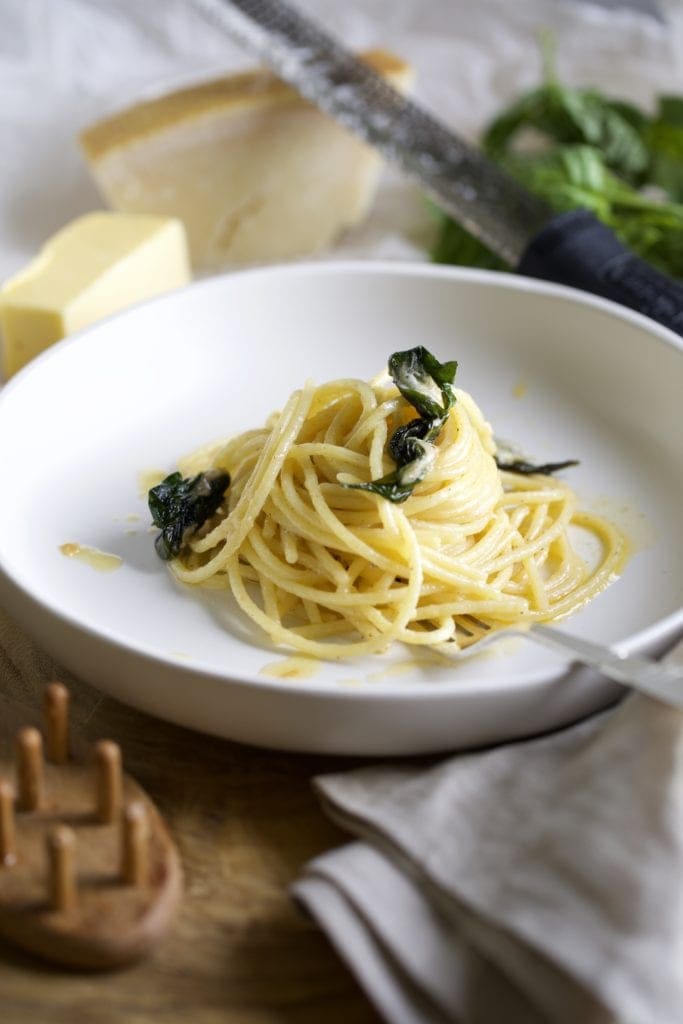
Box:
79 50 413 271
0 212 190 379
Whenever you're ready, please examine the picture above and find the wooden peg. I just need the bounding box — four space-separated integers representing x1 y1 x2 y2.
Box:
16 727 44 812
44 682 70 764
0 780 16 867
121 802 149 887
0 724 181 968
94 740 122 824
47 825 77 913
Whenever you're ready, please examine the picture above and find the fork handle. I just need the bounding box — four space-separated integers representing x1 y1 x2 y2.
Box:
532 625 683 709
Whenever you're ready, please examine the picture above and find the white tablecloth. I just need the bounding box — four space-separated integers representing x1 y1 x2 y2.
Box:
1 0 682 286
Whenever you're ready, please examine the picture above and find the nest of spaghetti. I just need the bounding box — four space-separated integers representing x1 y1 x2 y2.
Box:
161 353 624 660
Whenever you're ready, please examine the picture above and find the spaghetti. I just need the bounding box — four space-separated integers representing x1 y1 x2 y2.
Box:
157 352 626 659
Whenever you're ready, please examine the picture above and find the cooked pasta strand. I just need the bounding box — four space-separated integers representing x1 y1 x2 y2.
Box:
167 374 626 658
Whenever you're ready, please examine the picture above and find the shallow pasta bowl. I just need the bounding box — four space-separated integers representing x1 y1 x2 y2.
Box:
0 262 681 755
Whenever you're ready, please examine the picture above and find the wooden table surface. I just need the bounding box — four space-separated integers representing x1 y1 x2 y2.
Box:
0 606 382 1024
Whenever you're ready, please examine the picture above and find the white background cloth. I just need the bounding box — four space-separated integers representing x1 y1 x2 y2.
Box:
1 0 683 285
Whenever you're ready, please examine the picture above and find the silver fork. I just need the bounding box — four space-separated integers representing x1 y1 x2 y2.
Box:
460 624 683 709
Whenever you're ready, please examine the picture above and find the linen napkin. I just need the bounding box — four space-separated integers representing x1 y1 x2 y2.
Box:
294 641 683 1024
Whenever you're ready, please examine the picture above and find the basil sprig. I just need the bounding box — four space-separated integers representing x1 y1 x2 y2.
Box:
432 42 683 280
149 469 230 560
346 347 457 504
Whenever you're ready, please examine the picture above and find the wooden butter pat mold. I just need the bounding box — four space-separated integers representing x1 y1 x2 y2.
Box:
0 682 182 969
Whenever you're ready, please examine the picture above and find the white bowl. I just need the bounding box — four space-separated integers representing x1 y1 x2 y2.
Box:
0 263 681 754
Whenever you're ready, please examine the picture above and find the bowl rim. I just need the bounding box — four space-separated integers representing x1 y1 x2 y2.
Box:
3 259 682 397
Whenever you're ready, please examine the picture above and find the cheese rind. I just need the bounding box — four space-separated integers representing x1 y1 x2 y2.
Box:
79 50 413 271
0 212 190 378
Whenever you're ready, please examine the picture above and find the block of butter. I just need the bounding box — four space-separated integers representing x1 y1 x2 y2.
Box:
79 50 413 271
0 212 190 379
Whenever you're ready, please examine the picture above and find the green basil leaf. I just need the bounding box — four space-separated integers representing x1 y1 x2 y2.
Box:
658 96 683 128
483 82 649 182
644 99 683 202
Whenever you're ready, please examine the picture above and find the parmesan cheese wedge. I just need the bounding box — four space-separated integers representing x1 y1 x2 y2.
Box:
0 212 190 379
79 50 413 271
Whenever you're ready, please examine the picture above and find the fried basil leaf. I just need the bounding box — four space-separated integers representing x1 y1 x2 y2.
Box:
352 438 438 503
388 417 437 463
349 472 420 505
346 348 456 503
495 457 579 476
149 469 230 560
388 347 457 420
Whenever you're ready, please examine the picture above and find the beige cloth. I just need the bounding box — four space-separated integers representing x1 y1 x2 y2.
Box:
294 643 683 1024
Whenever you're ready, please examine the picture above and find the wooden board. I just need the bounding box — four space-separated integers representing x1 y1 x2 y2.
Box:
0 606 381 1023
